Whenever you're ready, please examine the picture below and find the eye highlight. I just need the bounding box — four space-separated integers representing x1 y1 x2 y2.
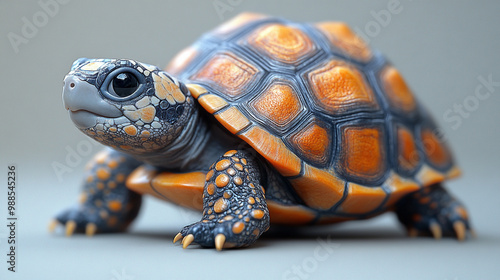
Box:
111 72 139 97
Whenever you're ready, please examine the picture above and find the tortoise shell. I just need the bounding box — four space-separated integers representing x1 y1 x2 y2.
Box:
134 13 460 222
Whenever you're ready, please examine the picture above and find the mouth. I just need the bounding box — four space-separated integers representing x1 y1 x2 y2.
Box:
68 108 116 118
68 109 103 129
68 109 129 130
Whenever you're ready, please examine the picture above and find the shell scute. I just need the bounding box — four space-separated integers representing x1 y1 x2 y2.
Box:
305 59 379 115
249 80 304 128
246 23 316 65
337 123 388 184
315 21 373 62
190 52 262 100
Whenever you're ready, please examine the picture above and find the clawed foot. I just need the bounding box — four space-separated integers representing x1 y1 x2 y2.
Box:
397 185 475 241
50 195 141 237
50 206 125 236
49 210 102 237
50 149 142 237
173 215 268 251
406 217 475 241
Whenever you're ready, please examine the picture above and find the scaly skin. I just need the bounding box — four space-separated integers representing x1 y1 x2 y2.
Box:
174 150 270 250
50 149 142 236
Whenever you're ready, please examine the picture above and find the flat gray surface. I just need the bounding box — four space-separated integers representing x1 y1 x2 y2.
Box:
1 0 499 279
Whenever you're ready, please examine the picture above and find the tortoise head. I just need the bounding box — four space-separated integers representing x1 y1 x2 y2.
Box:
63 58 194 155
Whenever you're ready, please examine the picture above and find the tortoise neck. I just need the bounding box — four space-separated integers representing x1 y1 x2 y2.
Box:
133 103 210 171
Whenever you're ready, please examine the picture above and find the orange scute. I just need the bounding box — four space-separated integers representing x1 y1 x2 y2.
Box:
339 183 386 214
247 23 314 64
126 166 159 195
267 201 316 225
416 165 446 187
384 173 421 207
252 82 303 127
381 66 416 112
421 129 451 168
191 53 259 98
308 60 378 114
214 107 251 134
186 84 208 99
290 164 345 210
198 94 229 114
397 125 420 171
339 125 386 181
148 171 206 210
289 120 331 166
315 22 372 62
239 126 301 177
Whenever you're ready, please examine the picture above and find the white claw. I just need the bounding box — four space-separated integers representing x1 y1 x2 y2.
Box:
173 233 183 244
48 220 58 233
215 234 226 251
65 221 76 237
453 221 466 241
85 223 97 237
182 234 194 249
429 222 442 240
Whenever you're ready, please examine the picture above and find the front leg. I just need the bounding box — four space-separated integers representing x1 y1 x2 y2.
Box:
174 150 270 250
50 148 142 236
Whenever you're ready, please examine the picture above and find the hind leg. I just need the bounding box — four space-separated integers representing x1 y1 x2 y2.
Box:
395 184 474 240
50 148 142 236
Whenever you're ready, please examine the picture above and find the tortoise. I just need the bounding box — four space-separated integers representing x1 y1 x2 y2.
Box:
52 13 473 250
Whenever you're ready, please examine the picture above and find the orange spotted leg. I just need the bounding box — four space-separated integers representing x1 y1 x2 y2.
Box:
174 150 270 250
50 149 142 236
395 184 474 241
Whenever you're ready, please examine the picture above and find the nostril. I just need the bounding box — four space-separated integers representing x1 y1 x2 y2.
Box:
70 82 75 88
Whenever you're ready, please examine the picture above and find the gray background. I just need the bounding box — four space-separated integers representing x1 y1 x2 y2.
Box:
1 0 499 279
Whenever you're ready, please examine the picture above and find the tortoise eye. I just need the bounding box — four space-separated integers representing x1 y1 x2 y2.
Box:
110 72 139 97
